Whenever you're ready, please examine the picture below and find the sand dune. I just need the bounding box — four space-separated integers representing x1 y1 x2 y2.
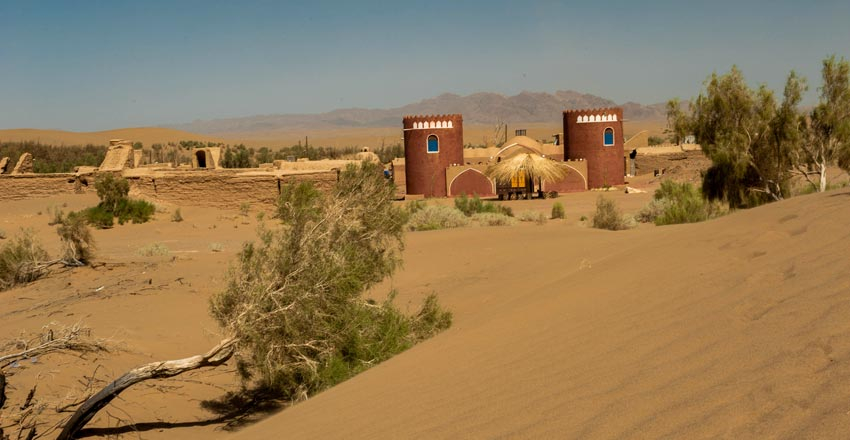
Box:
0 127 231 148
2 185 848 439
231 190 850 439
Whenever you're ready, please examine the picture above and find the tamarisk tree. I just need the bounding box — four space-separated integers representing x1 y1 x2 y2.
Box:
795 55 850 192
678 66 798 206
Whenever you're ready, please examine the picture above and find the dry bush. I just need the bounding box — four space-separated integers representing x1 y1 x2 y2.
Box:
591 197 631 231
472 212 518 226
454 194 513 217
47 205 65 226
57 212 95 265
517 210 547 224
0 229 49 291
210 162 451 399
408 205 470 231
171 208 184 222
636 180 726 225
551 202 565 219
137 243 169 257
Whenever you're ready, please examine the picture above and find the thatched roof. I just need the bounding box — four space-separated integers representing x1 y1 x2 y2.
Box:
485 153 568 182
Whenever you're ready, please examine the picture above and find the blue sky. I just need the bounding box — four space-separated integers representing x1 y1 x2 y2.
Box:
1 0 848 131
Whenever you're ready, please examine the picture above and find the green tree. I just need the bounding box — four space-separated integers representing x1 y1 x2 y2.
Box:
94 173 130 213
796 55 850 191
665 98 689 145
669 66 799 207
210 162 448 396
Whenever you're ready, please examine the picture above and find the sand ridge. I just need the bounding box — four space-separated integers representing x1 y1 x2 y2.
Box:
231 189 850 439
1 187 849 439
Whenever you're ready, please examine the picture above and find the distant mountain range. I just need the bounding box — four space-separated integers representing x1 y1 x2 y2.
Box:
166 90 668 134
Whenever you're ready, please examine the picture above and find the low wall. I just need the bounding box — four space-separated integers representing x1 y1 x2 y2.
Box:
0 174 88 201
543 160 588 193
128 170 338 209
636 143 701 155
446 165 494 197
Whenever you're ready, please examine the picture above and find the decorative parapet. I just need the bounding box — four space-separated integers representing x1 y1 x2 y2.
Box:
403 114 463 130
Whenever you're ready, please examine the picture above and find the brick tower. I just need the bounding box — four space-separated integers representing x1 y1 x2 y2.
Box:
563 108 625 188
402 114 464 197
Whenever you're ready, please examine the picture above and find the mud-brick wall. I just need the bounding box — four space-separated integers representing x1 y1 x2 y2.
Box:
0 174 87 201
128 171 338 209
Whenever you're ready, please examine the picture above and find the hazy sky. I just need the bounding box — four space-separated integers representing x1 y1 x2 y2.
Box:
1 0 849 131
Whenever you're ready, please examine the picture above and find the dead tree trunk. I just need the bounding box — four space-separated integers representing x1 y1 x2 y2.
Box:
56 338 237 440
0 371 6 410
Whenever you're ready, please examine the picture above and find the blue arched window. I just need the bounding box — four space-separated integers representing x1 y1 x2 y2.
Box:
603 127 614 146
427 134 439 153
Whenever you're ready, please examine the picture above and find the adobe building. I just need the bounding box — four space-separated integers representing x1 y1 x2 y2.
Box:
563 107 625 188
402 114 464 198
397 107 628 198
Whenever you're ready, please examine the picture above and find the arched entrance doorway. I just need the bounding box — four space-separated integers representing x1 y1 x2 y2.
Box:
195 150 207 168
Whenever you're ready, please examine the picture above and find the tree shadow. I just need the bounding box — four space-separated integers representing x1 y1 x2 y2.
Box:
76 387 286 438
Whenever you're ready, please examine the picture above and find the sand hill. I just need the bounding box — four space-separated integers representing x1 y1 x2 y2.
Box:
1 186 847 439
0 127 230 148
232 190 850 439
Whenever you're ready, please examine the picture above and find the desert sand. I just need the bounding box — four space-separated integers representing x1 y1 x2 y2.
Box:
1 177 849 438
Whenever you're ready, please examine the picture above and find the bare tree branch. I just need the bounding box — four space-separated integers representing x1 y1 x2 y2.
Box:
56 338 236 440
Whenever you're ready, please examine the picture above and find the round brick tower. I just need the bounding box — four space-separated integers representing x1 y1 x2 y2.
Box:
563 108 625 188
403 114 464 197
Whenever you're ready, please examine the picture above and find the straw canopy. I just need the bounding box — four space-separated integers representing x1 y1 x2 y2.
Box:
485 153 569 183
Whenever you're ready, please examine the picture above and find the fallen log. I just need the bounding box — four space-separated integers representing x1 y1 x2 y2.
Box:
56 337 237 440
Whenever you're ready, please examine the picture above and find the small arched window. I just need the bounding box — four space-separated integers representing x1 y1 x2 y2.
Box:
603 127 614 146
427 135 439 153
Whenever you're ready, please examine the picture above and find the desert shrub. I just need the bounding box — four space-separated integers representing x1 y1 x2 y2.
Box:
648 135 666 146
580 215 588 221
81 173 155 227
210 161 450 399
47 205 65 226
635 199 667 224
405 199 427 215
239 202 251 217
171 208 184 222
137 243 170 257
79 206 114 229
0 229 6 240
209 242 224 252
454 194 513 217
115 198 155 225
0 229 49 291
517 210 547 224
408 205 470 231
551 202 565 219
591 197 631 231
94 173 130 213
472 212 518 226
637 180 725 226
57 211 95 265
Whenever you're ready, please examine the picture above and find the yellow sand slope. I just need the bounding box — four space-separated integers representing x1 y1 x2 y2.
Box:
0 127 229 147
232 190 850 439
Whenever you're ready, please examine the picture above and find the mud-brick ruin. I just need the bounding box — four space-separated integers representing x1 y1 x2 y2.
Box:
0 139 343 208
